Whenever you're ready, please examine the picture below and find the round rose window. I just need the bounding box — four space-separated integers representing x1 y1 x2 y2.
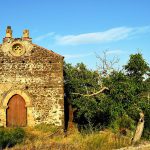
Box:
10 43 25 56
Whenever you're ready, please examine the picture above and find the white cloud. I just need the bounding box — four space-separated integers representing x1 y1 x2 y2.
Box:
106 50 125 55
56 26 150 45
34 32 55 41
33 26 150 45
64 53 93 59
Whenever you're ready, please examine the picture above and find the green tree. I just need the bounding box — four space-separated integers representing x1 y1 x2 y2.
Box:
104 53 150 136
64 62 111 130
64 53 150 135
124 53 149 81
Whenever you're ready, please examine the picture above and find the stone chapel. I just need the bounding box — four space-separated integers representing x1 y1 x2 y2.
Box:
0 26 64 127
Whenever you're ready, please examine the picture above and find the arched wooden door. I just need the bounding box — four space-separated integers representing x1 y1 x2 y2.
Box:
6 94 27 127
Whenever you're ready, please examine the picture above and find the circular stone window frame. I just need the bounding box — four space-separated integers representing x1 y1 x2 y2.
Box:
10 42 26 57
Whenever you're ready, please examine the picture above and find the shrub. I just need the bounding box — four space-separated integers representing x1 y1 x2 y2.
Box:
110 114 135 135
0 127 25 149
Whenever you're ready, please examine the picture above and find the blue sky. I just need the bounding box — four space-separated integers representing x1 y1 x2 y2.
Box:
0 0 150 69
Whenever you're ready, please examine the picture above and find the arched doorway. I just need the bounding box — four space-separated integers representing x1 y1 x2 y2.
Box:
6 94 27 127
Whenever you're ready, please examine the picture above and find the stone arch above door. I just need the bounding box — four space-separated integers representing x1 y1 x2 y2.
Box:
2 90 32 108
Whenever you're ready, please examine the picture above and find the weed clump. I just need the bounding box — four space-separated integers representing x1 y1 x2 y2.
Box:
35 123 58 133
0 127 25 149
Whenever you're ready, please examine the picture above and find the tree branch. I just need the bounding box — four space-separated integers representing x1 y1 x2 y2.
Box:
72 87 109 97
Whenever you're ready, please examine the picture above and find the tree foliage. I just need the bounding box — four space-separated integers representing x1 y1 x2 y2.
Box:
64 53 150 135
64 62 107 129
124 53 149 80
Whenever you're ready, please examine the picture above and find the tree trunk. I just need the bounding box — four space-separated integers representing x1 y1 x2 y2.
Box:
132 112 144 144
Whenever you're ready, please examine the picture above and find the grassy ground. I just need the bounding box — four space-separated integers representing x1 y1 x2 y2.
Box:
4 124 133 150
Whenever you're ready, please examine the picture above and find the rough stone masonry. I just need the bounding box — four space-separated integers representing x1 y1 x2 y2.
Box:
0 26 64 127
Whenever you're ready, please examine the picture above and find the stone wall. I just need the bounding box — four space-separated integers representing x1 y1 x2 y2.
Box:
0 35 64 127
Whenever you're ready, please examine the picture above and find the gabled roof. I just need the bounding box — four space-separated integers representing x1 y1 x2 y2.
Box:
32 43 64 59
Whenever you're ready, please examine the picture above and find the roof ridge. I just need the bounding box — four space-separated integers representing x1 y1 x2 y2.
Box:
32 43 64 59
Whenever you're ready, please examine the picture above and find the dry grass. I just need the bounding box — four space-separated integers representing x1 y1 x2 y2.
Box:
8 126 132 150
59 129 131 150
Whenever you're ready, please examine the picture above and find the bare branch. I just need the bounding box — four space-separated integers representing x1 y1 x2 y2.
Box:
95 50 119 89
72 87 109 97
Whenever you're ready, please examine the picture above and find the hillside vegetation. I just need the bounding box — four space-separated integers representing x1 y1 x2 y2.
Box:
64 52 150 140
